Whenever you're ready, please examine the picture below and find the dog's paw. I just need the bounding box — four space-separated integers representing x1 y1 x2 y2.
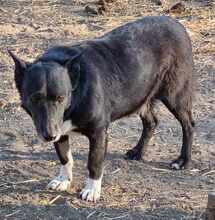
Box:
80 178 101 202
47 162 73 191
47 176 71 191
170 158 188 170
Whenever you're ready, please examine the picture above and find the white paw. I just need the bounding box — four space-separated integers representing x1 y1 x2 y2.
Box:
47 161 73 191
47 176 71 191
171 162 180 170
80 178 101 202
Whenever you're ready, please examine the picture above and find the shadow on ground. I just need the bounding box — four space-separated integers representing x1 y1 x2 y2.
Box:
0 204 205 220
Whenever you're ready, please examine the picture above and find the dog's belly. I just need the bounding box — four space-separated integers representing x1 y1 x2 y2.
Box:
110 95 148 121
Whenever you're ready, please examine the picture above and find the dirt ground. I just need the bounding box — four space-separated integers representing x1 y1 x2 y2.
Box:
0 0 214 219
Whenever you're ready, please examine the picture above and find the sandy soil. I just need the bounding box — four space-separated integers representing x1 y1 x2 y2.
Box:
0 0 215 219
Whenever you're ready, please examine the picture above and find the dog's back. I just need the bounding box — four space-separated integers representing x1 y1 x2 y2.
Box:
78 16 194 120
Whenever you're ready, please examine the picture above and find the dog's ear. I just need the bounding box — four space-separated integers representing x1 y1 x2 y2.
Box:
8 50 28 93
65 53 82 91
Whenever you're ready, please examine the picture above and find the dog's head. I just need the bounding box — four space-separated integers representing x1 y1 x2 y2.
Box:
9 50 81 142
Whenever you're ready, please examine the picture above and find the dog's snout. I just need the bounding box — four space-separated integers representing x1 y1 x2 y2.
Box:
41 122 61 142
43 131 56 142
44 134 56 142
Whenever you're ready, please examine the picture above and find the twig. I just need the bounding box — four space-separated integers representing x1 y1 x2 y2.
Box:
190 169 200 173
104 214 129 219
111 168 121 175
0 185 11 192
0 179 39 187
5 210 21 217
0 7 8 13
87 210 97 219
151 167 171 172
202 170 215 176
154 130 162 135
7 164 30 176
124 135 138 139
49 195 61 205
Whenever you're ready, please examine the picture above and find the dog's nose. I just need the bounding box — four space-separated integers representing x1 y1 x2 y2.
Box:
43 133 56 142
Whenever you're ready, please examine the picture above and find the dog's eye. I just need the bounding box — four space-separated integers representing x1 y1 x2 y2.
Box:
56 96 64 103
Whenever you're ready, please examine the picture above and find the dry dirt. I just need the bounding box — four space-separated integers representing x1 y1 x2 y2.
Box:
0 0 215 219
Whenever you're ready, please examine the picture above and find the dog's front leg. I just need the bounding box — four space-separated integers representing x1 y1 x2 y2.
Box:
80 128 108 202
47 135 73 191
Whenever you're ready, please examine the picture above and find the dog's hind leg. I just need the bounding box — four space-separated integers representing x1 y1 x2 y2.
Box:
47 135 73 191
161 94 194 170
125 103 158 160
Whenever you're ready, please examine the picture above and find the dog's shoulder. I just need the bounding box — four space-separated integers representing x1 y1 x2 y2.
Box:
37 44 85 65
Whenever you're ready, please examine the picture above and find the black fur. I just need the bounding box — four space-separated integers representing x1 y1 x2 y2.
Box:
9 16 194 182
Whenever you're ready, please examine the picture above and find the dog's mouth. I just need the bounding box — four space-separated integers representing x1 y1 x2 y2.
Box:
52 134 61 142
37 120 74 143
38 132 61 143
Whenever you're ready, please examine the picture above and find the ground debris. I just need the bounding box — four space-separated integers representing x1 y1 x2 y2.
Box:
85 5 99 15
163 0 186 13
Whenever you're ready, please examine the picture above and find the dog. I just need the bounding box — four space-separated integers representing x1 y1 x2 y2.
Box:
9 16 194 202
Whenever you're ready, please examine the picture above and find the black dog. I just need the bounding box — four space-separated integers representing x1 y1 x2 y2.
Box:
9 16 194 202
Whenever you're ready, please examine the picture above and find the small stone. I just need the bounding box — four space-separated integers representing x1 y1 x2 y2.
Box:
84 5 98 15
167 1 186 13
151 0 162 6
